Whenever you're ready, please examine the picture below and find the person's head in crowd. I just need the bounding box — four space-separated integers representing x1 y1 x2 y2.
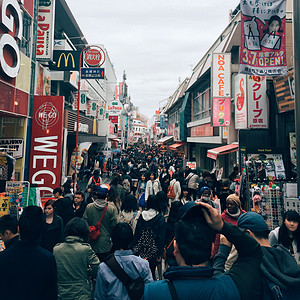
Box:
146 195 162 213
237 212 270 242
199 187 212 203
140 173 147 183
279 210 300 250
185 166 191 175
93 169 100 178
44 199 55 217
226 194 242 215
111 222 133 252
62 182 72 195
74 191 85 207
174 203 216 266
53 187 63 199
121 194 138 213
156 191 169 215
202 171 211 182
162 166 168 174
0 215 18 243
97 184 110 200
110 175 121 186
18 206 43 243
221 179 231 190
107 184 120 201
168 201 183 224
64 217 90 242
149 171 156 181
181 185 190 198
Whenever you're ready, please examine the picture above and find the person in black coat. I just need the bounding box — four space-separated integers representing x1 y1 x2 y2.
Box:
40 199 64 252
0 206 57 300
53 187 74 226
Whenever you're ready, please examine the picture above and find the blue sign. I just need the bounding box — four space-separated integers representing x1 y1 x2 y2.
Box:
81 68 104 79
160 115 165 129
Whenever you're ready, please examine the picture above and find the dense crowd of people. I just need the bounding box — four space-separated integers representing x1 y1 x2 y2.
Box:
0 143 300 299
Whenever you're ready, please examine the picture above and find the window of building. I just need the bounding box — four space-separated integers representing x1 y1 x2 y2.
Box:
18 10 31 57
192 88 211 121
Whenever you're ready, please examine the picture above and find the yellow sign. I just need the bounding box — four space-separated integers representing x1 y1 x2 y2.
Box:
0 195 10 217
57 53 75 68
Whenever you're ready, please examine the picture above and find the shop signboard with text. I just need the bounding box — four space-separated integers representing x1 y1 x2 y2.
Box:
212 98 231 127
29 96 64 195
234 74 248 129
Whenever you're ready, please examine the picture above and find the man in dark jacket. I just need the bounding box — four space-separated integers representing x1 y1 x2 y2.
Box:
144 201 262 300
0 206 57 300
0 214 19 249
53 187 74 226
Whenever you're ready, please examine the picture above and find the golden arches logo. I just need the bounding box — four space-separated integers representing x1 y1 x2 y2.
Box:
57 53 75 68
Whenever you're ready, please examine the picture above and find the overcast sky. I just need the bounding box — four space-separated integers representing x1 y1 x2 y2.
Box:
66 0 239 118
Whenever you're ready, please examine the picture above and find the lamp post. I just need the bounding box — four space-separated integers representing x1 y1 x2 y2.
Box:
74 45 105 192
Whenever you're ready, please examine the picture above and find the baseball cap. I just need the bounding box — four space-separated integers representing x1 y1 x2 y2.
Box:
237 212 269 232
178 201 207 224
199 186 210 196
97 184 110 199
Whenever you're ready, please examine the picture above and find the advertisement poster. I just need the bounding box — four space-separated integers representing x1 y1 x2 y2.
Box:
0 195 9 217
289 132 296 170
212 53 231 98
234 74 248 129
247 76 268 128
0 139 24 159
212 98 231 127
36 0 56 61
35 63 51 95
68 142 92 175
29 96 64 195
186 162 197 170
239 0 287 76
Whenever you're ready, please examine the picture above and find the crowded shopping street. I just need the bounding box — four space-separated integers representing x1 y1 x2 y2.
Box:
1 0 300 299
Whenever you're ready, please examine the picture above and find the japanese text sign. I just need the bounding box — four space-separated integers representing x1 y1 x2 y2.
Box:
212 98 231 127
247 76 268 128
234 74 248 129
239 0 287 76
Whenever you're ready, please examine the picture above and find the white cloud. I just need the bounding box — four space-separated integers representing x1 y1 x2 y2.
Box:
66 0 239 117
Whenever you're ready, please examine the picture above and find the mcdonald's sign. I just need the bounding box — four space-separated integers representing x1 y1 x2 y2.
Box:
50 51 81 71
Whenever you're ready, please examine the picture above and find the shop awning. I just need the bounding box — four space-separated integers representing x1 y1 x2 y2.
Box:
157 136 173 144
207 143 238 160
169 142 186 150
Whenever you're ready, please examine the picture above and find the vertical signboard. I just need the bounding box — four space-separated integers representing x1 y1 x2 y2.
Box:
212 98 231 127
239 0 287 76
234 74 248 129
36 0 55 61
72 91 87 111
247 76 268 128
212 53 231 98
29 96 64 195
86 100 97 117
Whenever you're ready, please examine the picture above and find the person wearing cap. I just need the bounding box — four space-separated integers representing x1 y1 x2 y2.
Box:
199 186 215 208
83 184 118 261
144 201 262 300
236 212 300 299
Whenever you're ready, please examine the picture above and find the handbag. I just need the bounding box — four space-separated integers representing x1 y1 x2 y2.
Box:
104 254 145 300
138 192 146 208
89 205 108 241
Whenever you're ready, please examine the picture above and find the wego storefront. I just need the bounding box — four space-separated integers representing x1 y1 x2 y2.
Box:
0 0 34 183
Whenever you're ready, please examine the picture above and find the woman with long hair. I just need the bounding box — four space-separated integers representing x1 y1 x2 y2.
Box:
269 210 300 266
107 185 121 214
136 173 147 200
145 171 161 202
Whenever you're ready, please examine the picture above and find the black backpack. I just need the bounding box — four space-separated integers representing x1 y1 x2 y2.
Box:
133 226 159 262
104 254 144 300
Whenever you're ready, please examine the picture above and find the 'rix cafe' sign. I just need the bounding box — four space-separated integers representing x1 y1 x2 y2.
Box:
0 0 23 78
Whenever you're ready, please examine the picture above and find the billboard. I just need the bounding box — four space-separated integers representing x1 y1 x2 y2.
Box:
50 51 81 71
212 98 231 127
239 0 287 76
29 96 64 195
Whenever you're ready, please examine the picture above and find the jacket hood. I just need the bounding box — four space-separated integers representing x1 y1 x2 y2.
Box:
261 245 300 289
142 208 159 221
93 199 107 210
65 236 84 243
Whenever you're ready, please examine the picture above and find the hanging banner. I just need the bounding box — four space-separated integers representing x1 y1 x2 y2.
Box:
212 98 231 127
36 0 56 61
239 0 287 76
212 53 231 98
29 96 64 196
247 76 268 128
72 91 87 111
234 74 248 129
86 100 98 117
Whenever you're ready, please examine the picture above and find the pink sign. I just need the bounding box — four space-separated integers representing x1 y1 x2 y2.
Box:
239 0 287 76
212 98 231 127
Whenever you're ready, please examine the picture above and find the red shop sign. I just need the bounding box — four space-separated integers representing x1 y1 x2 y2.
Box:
29 96 64 196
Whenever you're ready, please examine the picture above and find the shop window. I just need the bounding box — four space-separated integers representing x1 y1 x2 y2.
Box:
193 88 211 121
18 11 32 57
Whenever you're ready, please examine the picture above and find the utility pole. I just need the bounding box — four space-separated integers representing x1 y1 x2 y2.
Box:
294 0 300 196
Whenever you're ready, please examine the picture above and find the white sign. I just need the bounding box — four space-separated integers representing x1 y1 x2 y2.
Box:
72 91 87 111
74 122 89 133
247 76 268 128
234 74 248 129
0 138 24 159
0 0 22 78
186 161 197 169
222 127 229 140
107 101 122 114
36 0 55 61
86 100 98 117
212 53 231 98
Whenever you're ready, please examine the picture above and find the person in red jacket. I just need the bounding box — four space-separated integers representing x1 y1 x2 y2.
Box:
221 194 246 225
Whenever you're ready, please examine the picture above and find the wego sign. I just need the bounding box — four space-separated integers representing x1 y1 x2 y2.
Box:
0 0 23 78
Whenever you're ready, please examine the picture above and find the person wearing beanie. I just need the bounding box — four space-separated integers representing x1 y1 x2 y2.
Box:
221 194 246 226
214 212 300 299
199 186 215 208
83 184 118 261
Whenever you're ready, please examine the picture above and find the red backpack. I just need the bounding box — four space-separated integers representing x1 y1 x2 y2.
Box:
167 184 176 199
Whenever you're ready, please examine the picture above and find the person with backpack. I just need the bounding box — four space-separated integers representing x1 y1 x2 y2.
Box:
86 169 102 190
132 194 166 280
168 173 181 201
185 169 200 200
121 168 133 195
94 223 153 300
